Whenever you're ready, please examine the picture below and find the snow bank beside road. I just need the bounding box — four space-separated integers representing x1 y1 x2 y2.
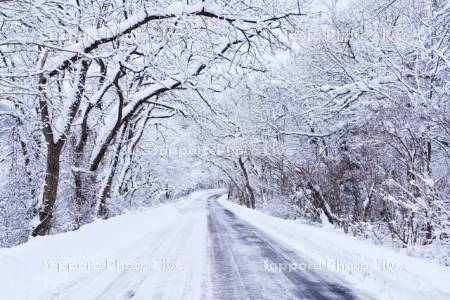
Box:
0 191 213 300
219 196 450 300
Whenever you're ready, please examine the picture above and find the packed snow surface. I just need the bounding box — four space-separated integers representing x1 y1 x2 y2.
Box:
0 190 449 300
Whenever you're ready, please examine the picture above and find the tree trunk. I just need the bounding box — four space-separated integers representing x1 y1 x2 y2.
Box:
32 57 90 236
32 142 62 236
98 125 127 218
73 170 96 227
238 156 256 209
305 180 339 225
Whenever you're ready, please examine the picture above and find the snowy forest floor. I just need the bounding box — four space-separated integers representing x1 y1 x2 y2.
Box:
0 190 449 300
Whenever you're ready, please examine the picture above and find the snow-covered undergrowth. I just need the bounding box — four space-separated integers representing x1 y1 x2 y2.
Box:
257 195 450 267
220 196 450 300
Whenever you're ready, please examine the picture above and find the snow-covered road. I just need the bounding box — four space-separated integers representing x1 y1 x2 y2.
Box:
1 190 450 300
208 195 356 300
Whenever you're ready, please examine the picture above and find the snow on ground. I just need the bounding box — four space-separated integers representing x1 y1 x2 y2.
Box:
218 195 450 300
0 191 213 300
1 190 449 300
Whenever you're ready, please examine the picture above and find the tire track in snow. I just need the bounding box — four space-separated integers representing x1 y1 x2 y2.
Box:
207 195 359 300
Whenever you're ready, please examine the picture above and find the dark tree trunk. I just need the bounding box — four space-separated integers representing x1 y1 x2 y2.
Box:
305 181 338 225
32 58 90 236
73 170 96 227
238 156 256 209
424 221 433 245
98 125 127 218
72 104 95 227
32 142 62 236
